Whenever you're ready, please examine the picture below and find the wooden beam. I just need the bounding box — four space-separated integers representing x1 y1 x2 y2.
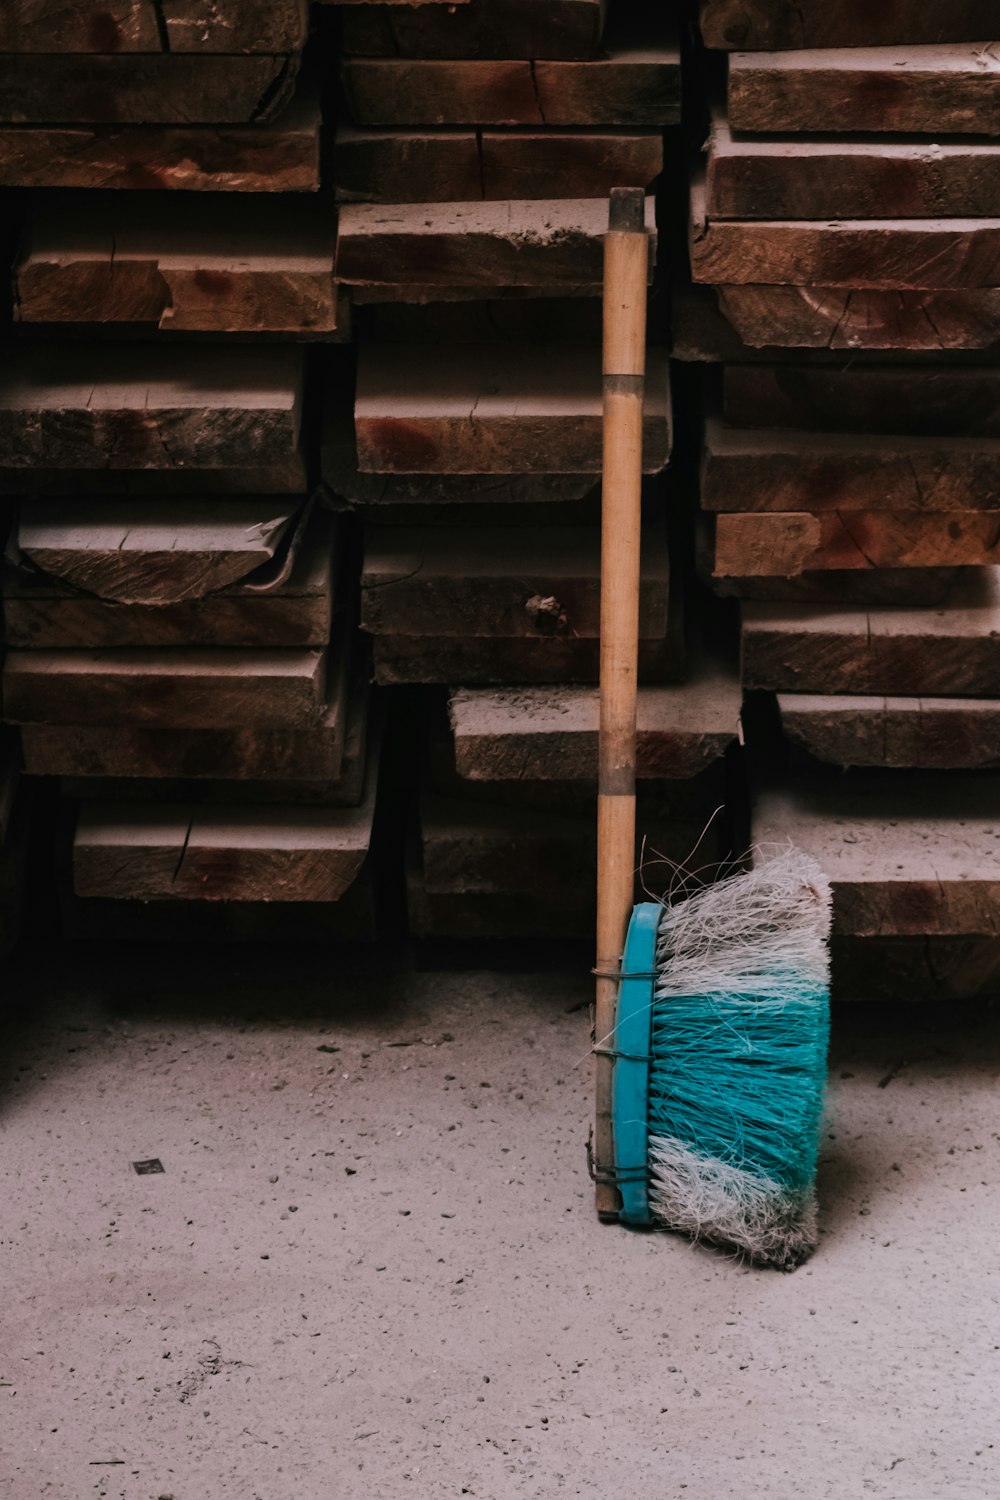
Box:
703 420 1000 514
3 647 328 728
729 46 1000 137
373 633 681 686
777 693 1000 770
4 506 337 648
0 346 305 495
336 197 656 294
699 0 998 51
354 345 670 474
449 665 740 782
741 573 1000 695
712 510 1000 577
0 87 320 191
74 794 374 903
333 126 664 203
691 178 1000 290
14 195 340 336
338 0 605 60
753 777 1000 938
0 53 301 126
341 40 681 127
361 524 669 639
16 497 297 603
713 284 1000 353
0 0 309 51
706 111 1000 220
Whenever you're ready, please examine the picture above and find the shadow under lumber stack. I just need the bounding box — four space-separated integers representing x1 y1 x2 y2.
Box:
0 0 376 939
689 0 1000 997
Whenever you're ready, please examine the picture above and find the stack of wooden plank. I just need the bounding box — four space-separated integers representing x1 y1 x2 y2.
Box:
322 0 710 938
0 7 383 934
683 0 1000 993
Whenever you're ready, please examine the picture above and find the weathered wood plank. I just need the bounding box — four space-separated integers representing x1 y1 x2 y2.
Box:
742 572 1000 695
713 284 1000 353
74 794 374 903
4 505 336 647
449 665 740 782
0 0 308 51
699 1 998 51
754 777 1000 938
0 346 305 495
354 345 669 474
341 41 680 127
723 365 1000 435
21 650 363 783
372 633 681 686
15 498 297 603
713 510 1000 577
706 112 1000 221
337 197 655 295
832 935 1000 1003
691 181 1000 291
3 647 328 728
777 693 1000 770
14 196 340 335
729 46 1000 137
333 126 664 203
0 53 301 126
361 524 669 639
338 0 604 60
0 88 320 191
703 420 1000 514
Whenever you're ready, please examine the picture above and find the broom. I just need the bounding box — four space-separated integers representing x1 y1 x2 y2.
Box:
592 189 832 1270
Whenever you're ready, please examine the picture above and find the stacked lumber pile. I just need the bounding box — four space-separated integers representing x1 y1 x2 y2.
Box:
687 0 1000 995
0 4 376 936
326 0 742 936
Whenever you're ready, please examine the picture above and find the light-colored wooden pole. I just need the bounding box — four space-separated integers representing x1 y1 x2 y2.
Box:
594 187 648 1221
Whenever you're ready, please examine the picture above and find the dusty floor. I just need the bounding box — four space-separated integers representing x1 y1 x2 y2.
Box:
2 943 999 1500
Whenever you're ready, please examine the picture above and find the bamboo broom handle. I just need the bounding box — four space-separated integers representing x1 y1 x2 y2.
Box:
594 187 648 1221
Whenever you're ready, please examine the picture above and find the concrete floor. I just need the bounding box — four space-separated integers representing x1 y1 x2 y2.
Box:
2 943 999 1500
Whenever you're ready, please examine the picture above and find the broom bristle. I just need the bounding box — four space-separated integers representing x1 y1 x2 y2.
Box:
647 848 832 1270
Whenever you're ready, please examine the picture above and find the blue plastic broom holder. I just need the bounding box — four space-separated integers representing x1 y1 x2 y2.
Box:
610 901 660 1226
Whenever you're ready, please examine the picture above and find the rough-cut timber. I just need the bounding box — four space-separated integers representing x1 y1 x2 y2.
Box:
336 197 655 295
713 285 1000 353
0 90 321 192
699 1 998 51
74 794 374 903
691 206 1000 292
373 633 680 686
4 508 337 648
14 498 296 604
449 666 740 781
754 778 1000 938
338 0 604 60
777 694 1000 771
354 345 670 474
0 346 305 495
3 648 328 729
0 1 309 51
361 525 669 640
340 41 681 128
0 54 301 126
333 127 664 204
712 511 1000 578
742 573 1000 695
703 421 1000 513
723 365 1000 435
14 196 340 335
728 47 1000 137
706 113 1000 221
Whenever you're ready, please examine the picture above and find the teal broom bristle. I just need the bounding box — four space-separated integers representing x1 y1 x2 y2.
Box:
646 849 832 1270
